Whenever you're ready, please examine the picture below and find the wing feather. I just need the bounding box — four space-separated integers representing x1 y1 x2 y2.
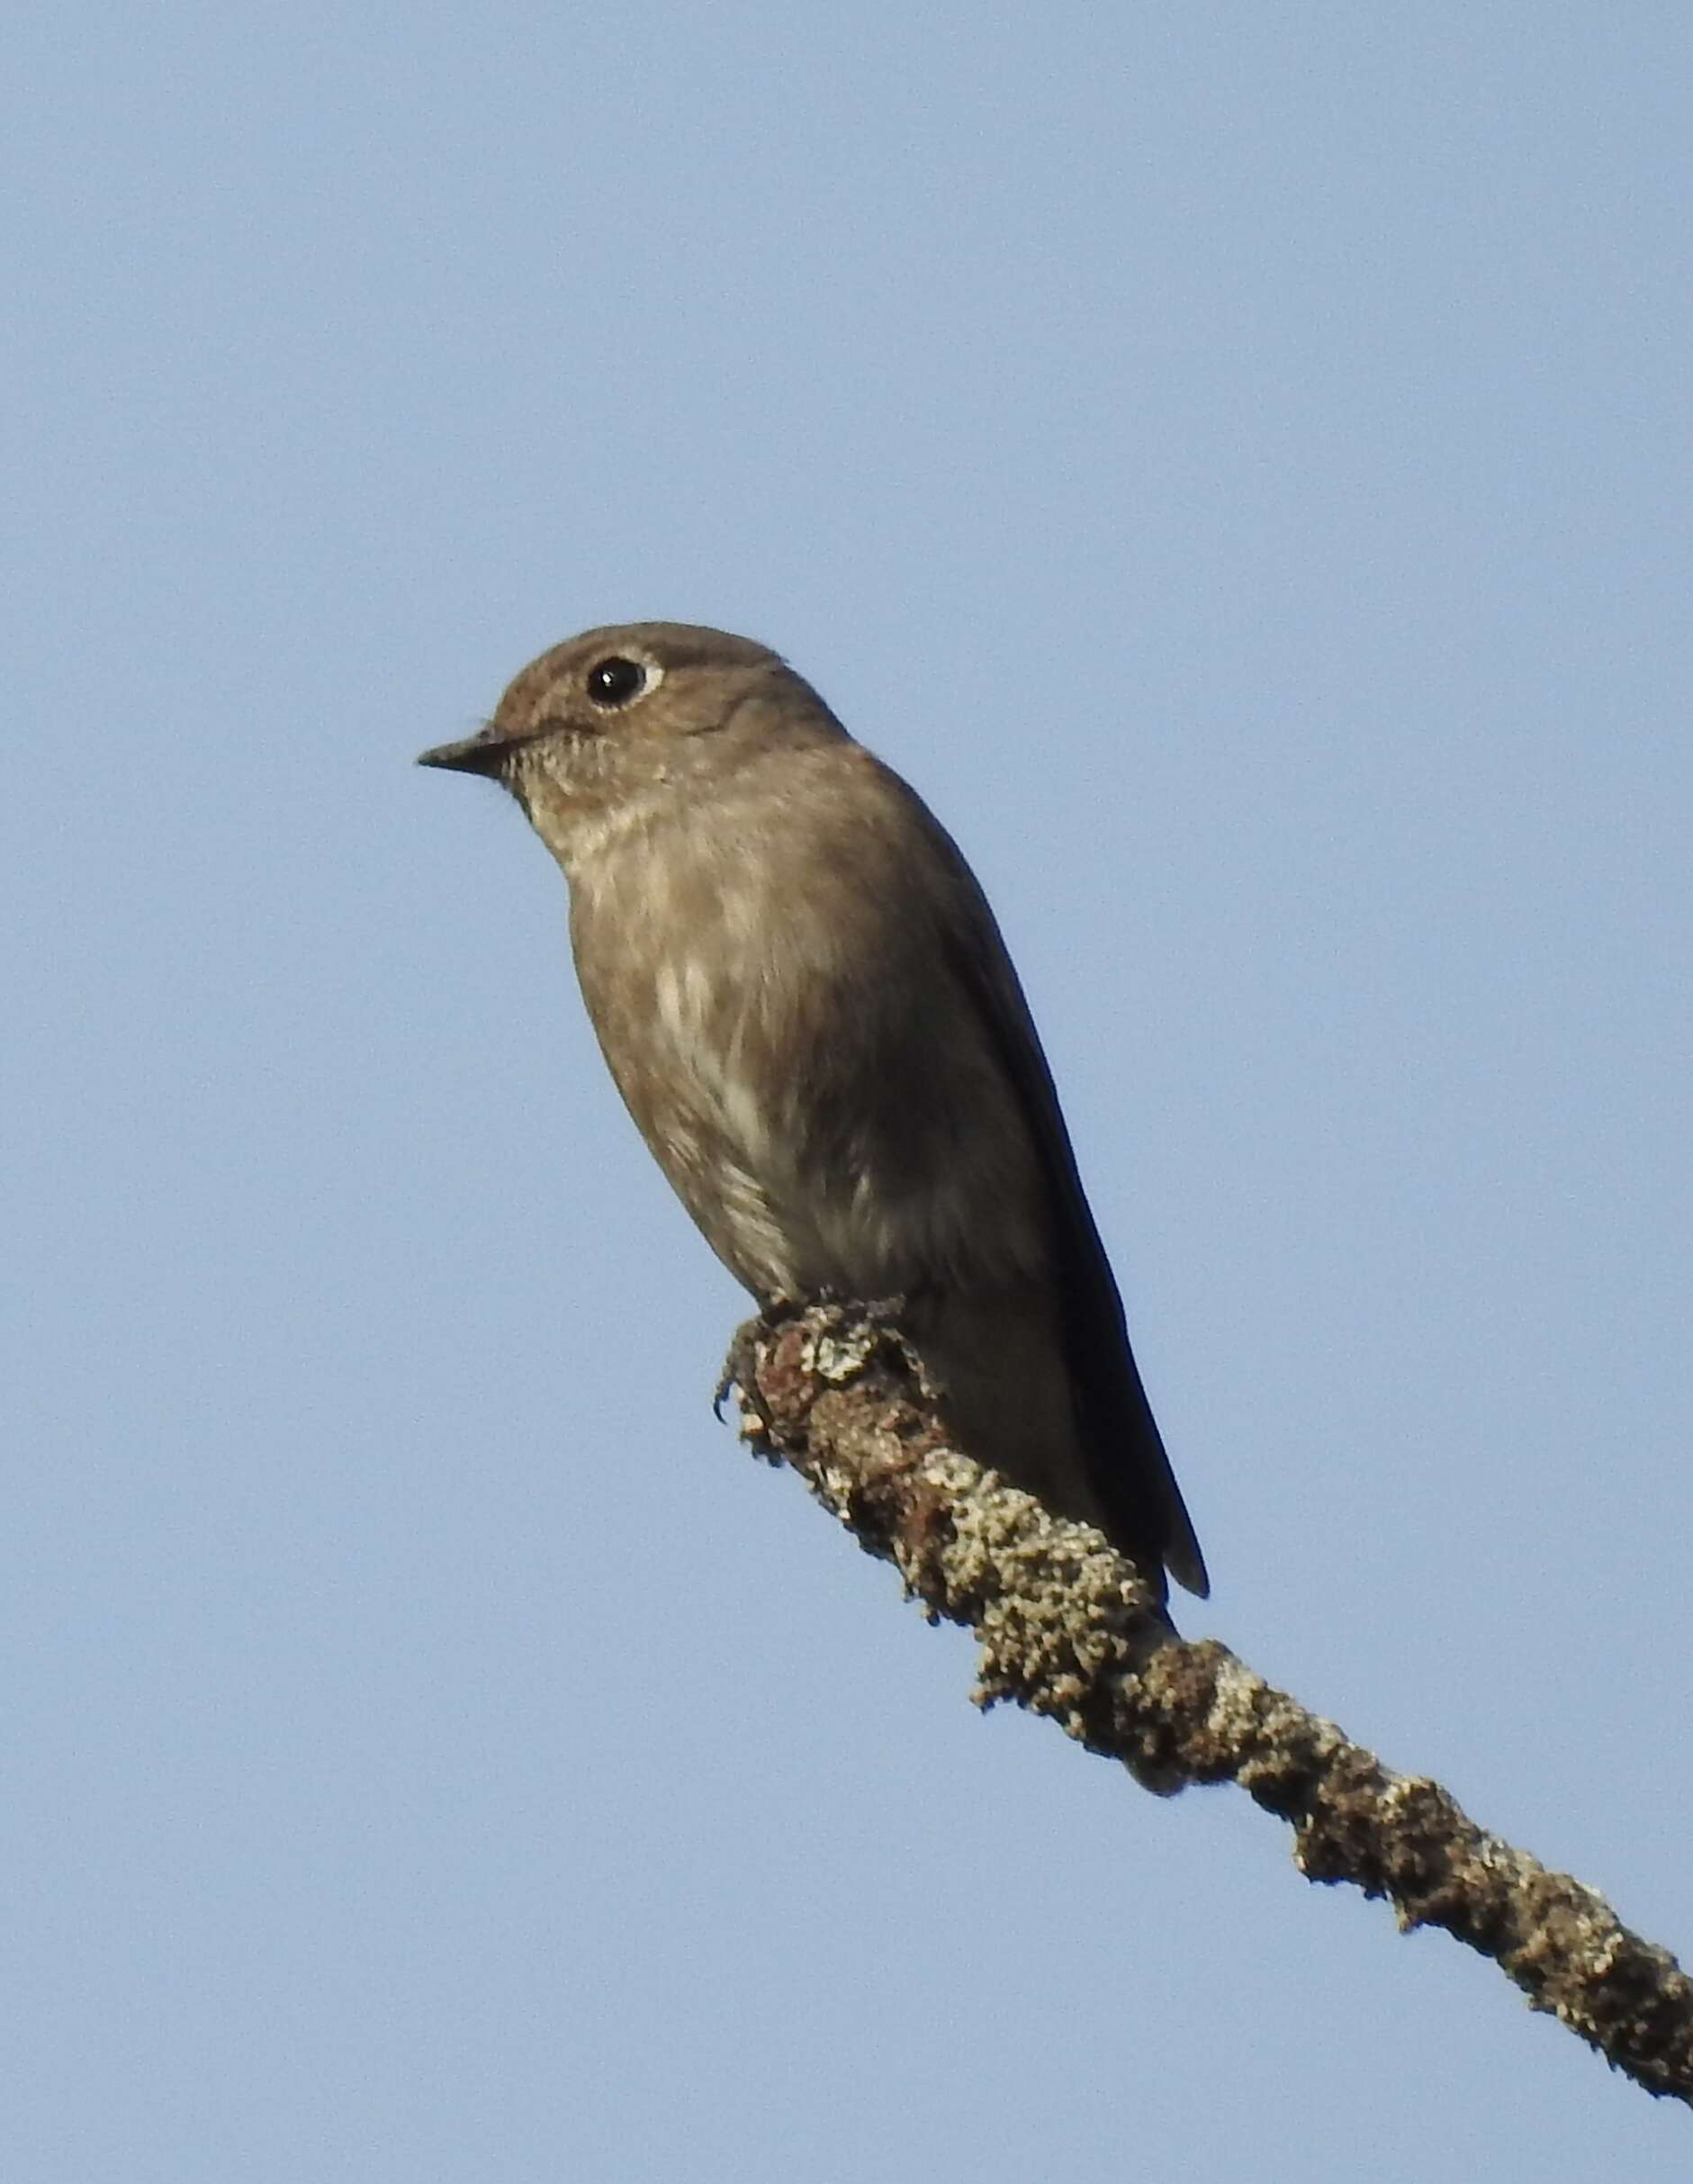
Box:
925 835 1210 1598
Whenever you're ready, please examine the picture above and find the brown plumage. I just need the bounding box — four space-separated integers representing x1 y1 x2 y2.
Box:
419 622 1207 1601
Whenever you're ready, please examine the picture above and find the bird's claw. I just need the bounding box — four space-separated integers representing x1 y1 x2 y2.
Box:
714 1313 768 1421
713 1293 920 1424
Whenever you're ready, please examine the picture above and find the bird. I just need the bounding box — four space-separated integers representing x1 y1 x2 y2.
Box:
419 622 1207 1602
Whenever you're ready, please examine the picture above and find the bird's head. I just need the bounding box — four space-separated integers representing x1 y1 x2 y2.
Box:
418 621 843 869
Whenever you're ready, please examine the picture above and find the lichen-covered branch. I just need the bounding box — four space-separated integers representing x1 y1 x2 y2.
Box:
724 1303 1693 2108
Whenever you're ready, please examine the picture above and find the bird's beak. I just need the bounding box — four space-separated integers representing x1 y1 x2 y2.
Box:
416 726 518 777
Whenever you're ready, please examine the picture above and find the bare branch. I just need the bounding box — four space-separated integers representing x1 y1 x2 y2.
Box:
725 1303 1693 2108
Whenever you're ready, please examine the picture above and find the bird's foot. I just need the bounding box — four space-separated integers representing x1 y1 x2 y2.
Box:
713 1313 769 1422
713 1292 914 1422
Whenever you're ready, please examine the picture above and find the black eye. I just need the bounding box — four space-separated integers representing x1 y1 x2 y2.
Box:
585 655 649 708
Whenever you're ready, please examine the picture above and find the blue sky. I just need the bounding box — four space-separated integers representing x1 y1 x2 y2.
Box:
5 5 1691 2177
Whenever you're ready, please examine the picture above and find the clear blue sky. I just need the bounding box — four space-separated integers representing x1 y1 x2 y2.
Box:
6 5 1690 2177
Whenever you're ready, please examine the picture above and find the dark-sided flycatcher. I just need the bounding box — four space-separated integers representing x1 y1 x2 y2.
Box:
419 623 1207 1602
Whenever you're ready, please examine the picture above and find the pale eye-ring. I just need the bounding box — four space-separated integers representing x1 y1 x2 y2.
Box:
585 655 656 708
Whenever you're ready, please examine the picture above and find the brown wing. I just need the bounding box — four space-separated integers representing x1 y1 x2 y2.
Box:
923 818 1210 1599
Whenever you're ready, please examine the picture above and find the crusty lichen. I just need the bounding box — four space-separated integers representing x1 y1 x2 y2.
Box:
725 1302 1693 2108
